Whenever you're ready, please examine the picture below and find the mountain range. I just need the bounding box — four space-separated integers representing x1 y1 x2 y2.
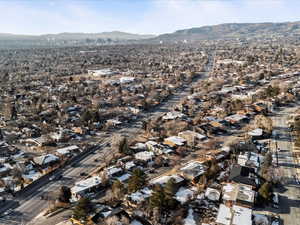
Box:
153 21 300 42
1 21 300 48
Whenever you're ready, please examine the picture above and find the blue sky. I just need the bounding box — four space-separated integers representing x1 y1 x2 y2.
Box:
0 0 299 35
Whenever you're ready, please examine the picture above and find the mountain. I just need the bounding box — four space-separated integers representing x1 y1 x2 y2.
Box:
0 31 155 48
152 21 300 42
40 31 155 40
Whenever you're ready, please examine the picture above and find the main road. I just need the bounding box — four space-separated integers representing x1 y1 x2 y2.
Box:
0 55 215 225
270 104 300 225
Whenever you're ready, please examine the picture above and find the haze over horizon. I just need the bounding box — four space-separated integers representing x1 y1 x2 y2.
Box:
0 0 299 35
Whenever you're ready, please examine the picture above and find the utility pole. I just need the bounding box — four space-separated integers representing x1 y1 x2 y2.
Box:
275 140 279 167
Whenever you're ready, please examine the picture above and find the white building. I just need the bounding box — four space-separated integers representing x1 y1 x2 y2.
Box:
71 176 102 201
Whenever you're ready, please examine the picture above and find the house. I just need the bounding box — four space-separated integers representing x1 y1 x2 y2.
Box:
205 188 221 202
134 151 154 162
146 141 173 155
0 163 12 177
126 187 153 207
175 186 197 204
71 176 102 201
178 130 206 146
222 183 256 208
248 128 264 140
229 165 258 188
56 145 80 157
23 136 54 148
120 77 135 84
164 136 186 148
106 166 123 178
237 152 261 168
179 161 207 183
149 174 185 187
88 69 116 76
162 111 185 120
33 154 60 168
215 204 252 225
225 114 249 125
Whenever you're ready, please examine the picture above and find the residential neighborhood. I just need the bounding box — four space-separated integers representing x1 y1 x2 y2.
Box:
0 15 300 225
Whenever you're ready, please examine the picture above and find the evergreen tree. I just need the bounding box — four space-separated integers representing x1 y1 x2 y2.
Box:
149 185 166 210
128 168 146 193
112 180 126 200
73 197 94 220
258 182 272 203
58 186 72 203
164 178 179 210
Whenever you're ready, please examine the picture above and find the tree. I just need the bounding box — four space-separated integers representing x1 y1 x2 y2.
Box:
149 185 166 210
149 181 179 211
81 110 93 124
164 178 178 210
254 115 273 134
58 186 71 203
206 159 220 178
111 180 126 200
112 135 131 155
73 197 94 220
258 182 272 204
128 168 146 193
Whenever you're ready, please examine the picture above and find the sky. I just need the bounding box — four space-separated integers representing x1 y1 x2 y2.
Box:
0 0 299 35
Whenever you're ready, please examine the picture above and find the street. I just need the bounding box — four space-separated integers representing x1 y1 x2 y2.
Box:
269 105 300 225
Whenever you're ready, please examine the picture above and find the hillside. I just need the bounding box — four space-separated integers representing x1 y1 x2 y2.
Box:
0 31 155 48
152 21 300 42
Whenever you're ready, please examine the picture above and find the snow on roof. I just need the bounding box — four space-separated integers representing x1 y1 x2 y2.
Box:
216 204 231 225
162 111 185 120
129 187 152 203
134 151 154 161
225 114 248 122
150 174 184 186
34 154 59 165
71 176 102 194
22 170 42 181
164 136 186 146
0 163 12 173
116 173 131 182
222 146 231 153
178 130 206 140
130 220 143 225
248 128 263 137
184 208 197 225
131 142 147 150
107 119 122 125
237 185 255 203
222 183 255 203
222 183 236 201
88 69 115 76
216 204 252 225
56 145 79 155
125 161 136 170
180 161 207 178
253 214 269 225
106 166 123 176
205 188 221 201
232 205 252 225
120 76 135 84
175 187 197 204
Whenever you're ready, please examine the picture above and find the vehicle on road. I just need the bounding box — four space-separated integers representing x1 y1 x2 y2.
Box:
272 193 279 209
49 174 63 181
1 209 13 217
80 172 87 176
